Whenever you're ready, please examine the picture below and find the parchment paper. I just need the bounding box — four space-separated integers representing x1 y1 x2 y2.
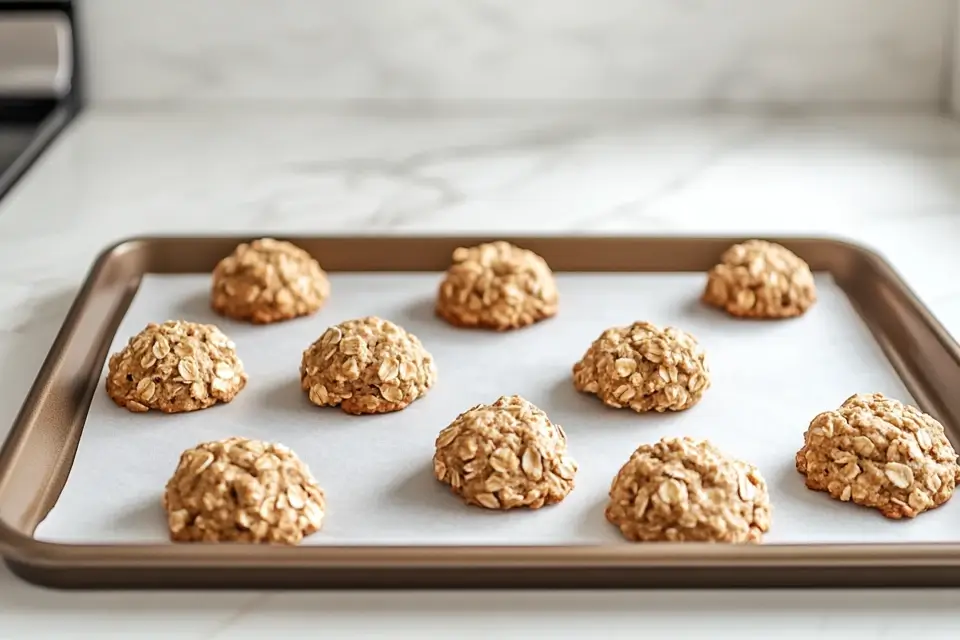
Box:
35 272 953 545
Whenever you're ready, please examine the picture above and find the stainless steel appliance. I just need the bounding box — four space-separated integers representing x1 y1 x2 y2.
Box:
0 1 77 200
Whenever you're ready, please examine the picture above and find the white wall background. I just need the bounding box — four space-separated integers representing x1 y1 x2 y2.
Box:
78 0 953 110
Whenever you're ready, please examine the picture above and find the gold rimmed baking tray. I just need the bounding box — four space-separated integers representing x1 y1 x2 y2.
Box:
1 235 959 590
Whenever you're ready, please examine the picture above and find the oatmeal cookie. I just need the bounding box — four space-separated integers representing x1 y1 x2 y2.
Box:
163 436 326 544
796 393 960 519
211 238 331 324
300 316 436 415
433 395 578 510
702 239 816 319
572 321 710 413
606 436 770 543
106 320 247 414
436 241 558 331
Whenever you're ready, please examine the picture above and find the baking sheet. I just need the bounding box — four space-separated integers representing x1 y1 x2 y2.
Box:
34 272 950 546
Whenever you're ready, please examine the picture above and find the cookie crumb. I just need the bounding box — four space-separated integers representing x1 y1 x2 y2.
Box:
573 321 710 413
211 238 331 324
163 436 326 544
436 241 558 331
300 316 436 415
433 395 578 510
796 393 960 519
702 239 816 319
106 320 247 414
606 436 770 543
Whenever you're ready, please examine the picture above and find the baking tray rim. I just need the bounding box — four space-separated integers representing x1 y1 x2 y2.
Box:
3 233 960 586
86 231 913 264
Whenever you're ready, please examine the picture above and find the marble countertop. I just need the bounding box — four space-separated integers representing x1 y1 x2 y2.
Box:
3 107 960 638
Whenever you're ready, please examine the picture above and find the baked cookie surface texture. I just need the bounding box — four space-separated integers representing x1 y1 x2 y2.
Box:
606 437 771 543
436 241 558 331
106 320 247 414
163 436 326 544
703 239 816 319
796 393 960 519
433 395 578 510
211 238 331 324
573 321 710 413
301 316 436 415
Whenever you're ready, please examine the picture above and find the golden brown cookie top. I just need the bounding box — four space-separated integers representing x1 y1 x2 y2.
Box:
106 320 247 414
300 316 436 415
797 393 960 519
436 241 558 331
433 395 577 510
162 436 326 544
211 238 331 324
605 436 770 543
702 239 816 319
573 321 710 413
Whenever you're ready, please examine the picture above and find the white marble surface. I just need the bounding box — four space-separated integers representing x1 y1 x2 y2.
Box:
79 0 951 107
4 108 960 636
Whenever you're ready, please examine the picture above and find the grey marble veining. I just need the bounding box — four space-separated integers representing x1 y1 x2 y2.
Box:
79 0 951 107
